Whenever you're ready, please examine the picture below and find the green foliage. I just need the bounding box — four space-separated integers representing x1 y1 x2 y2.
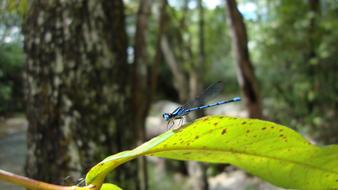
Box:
0 42 24 114
5 0 28 17
204 6 237 87
0 4 24 114
248 0 338 143
85 116 338 190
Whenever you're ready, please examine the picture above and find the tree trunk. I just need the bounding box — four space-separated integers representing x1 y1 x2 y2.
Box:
306 0 320 112
151 0 167 97
23 0 136 188
225 0 263 119
191 0 206 118
132 0 152 189
161 35 189 102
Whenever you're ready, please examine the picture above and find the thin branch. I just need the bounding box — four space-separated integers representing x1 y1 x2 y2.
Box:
0 169 77 190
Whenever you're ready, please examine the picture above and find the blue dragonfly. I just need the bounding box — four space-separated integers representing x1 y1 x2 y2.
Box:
162 81 241 128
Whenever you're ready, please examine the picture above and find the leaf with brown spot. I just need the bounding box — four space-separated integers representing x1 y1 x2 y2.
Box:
221 128 227 135
85 116 338 190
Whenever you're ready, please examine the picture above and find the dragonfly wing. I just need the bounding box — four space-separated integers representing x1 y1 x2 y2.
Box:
181 81 224 110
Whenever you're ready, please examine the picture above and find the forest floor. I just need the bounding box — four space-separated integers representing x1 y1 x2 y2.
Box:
0 101 284 190
0 117 27 190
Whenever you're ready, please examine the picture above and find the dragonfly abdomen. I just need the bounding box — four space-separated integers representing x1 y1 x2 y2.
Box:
184 97 241 114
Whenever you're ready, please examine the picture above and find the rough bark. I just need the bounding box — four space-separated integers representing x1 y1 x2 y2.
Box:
225 0 263 119
132 0 152 189
23 0 136 188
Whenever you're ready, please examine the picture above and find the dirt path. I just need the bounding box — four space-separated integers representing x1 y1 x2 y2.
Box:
0 117 27 190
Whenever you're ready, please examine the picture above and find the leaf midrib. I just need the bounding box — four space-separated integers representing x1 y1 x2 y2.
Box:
146 147 338 175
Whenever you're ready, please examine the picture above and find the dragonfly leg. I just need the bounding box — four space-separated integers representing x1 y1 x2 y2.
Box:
76 178 86 186
167 120 175 130
178 117 184 127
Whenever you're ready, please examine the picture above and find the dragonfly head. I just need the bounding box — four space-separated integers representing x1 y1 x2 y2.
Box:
162 113 172 121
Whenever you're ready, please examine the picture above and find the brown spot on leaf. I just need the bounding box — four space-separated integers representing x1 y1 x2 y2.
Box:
262 127 266 130
279 129 283 132
214 122 218 126
246 129 250 133
195 136 199 139
221 128 227 135
270 126 274 129
241 121 247 125
206 129 214 134
183 152 191 155
174 128 184 133
280 134 284 137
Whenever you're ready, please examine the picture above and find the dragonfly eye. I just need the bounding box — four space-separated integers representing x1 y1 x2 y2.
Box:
162 113 171 121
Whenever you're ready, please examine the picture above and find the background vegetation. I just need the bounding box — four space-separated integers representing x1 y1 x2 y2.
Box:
0 0 337 189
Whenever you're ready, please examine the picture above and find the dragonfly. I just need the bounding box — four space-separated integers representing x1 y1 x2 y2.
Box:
162 81 241 128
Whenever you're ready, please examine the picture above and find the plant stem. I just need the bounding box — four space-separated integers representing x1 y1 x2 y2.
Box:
0 169 77 190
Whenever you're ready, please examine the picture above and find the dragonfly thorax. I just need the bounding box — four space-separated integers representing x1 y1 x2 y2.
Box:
162 113 172 121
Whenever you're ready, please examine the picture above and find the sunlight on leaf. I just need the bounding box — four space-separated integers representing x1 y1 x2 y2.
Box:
85 131 174 187
100 183 122 190
86 116 338 189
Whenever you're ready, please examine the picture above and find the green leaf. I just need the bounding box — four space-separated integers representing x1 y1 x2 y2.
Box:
85 131 175 187
86 116 338 189
100 183 122 190
74 183 122 190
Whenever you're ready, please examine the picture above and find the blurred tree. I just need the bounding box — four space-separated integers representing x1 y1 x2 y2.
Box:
151 0 167 97
305 0 320 115
225 0 263 119
23 0 137 188
132 0 151 189
187 1 209 190
161 1 211 189
190 0 205 101
161 0 190 103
